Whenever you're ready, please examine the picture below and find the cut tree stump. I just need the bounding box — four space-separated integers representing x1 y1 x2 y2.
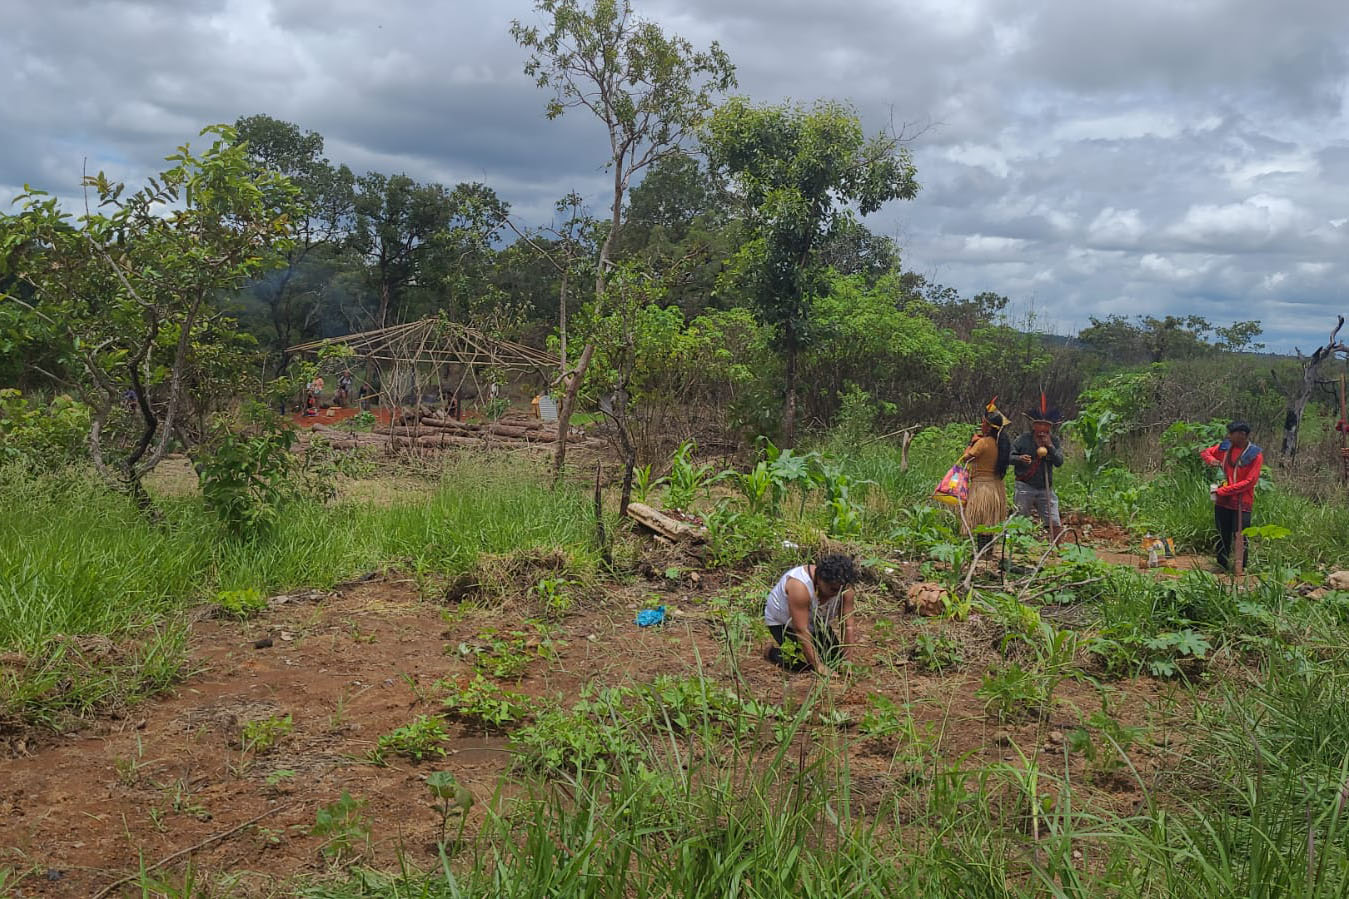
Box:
626 502 706 543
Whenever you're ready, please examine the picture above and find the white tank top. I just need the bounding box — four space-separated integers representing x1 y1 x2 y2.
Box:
764 565 840 628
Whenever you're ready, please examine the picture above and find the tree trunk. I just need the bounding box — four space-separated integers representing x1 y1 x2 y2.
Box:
782 337 798 447
558 268 568 375
619 450 637 519
377 280 392 330
1281 387 1314 462
1280 315 1346 462
596 153 624 301
553 343 594 482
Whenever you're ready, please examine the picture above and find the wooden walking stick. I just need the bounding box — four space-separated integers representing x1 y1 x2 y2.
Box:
1229 450 1246 579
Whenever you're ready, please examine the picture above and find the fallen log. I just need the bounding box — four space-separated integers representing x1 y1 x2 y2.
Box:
626 502 706 543
389 434 485 450
499 416 545 431
420 416 479 432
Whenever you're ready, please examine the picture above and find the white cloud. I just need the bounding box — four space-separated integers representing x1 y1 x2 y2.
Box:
943 144 1011 178
2 0 1348 350
1053 111 1182 142
1166 194 1304 250
1086 207 1145 249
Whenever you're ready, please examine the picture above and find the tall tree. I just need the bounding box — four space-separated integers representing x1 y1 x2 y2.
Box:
0 125 300 507
704 97 919 443
233 114 355 361
510 0 736 477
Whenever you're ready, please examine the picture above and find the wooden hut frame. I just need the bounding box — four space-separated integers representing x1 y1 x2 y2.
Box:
288 318 561 430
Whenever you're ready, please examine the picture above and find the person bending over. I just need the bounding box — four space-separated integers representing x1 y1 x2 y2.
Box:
763 554 858 675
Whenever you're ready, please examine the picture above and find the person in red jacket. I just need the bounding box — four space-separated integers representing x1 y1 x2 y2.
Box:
1199 421 1262 571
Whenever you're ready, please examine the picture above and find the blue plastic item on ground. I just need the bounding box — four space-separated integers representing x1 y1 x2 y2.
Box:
636 606 666 627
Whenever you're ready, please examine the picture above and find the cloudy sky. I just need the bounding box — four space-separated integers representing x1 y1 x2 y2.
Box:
4 0 1349 350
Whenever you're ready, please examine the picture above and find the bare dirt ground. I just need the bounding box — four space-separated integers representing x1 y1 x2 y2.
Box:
0 558 1183 898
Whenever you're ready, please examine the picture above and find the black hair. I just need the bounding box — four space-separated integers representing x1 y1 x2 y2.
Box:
815 554 857 586
993 427 1013 478
1227 421 1252 434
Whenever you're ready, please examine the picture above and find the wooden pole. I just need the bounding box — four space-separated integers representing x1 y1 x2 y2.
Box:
1339 374 1347 485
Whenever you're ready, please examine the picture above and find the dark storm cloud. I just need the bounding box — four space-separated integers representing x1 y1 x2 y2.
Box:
2 0 1347 350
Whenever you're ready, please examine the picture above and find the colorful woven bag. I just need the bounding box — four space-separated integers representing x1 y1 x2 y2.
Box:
933 463 970 506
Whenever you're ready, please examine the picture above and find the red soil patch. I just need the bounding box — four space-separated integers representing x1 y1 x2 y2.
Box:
0 575 1180 896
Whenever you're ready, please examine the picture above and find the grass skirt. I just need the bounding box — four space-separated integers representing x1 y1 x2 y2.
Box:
962 476 1007 535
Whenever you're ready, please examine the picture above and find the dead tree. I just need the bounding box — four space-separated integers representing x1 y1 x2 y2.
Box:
1277 315 1347 462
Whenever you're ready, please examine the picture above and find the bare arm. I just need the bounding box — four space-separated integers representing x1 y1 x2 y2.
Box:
785 579 828 675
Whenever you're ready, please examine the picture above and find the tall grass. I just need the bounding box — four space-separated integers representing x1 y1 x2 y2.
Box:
0 460 601 726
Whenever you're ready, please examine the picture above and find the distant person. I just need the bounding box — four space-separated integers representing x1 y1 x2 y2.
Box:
763 554 858 676
307 375 325 408
1011 395 1065 542
1200 421 1263 571
358 381 377 412
959 398 1012 548
336 370 354 407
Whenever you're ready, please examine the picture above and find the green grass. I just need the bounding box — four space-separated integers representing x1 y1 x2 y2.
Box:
299 650 1349 897
8 426 1349 895
0 459 601 728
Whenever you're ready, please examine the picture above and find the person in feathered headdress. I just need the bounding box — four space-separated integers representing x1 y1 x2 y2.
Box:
1012 393 1065 541
959 397 1013 544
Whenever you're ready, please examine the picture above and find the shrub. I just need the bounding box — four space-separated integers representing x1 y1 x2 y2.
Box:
0 389 90 471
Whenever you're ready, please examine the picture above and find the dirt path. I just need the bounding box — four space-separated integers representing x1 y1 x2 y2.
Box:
0 574 1175 897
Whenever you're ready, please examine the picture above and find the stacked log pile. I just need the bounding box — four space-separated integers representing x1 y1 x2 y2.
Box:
311 409 608 453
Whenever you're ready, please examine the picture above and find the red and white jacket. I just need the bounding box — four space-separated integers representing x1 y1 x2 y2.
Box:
1199 441 1263 511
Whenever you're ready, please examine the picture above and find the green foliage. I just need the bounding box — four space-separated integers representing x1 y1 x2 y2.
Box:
456 624 564 680
664 440 719 509
807 278 958 427
213 587 266 620
704 96 919 438
241 713 293 753
891 505 958 555
371 715 450 764
511 697 644 774
729 460 776 515
631 463 666 504
425 770 474 845
911 631 964 674
1067 700 1149 776
311 792 370 864
859 694 906 737
441 676 533 730
533 575 575 616
0 125 302 491
977 663 1048 722
199 422 307 539
0 390 90 471
510 0 736 211
814 457 870 538
0 459 602 729
704 500 778 568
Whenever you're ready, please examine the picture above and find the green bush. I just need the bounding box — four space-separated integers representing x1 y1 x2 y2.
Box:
213 587 266 619
0 389 90 471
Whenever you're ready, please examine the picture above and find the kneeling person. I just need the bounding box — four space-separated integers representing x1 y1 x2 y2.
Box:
764 554 857 675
